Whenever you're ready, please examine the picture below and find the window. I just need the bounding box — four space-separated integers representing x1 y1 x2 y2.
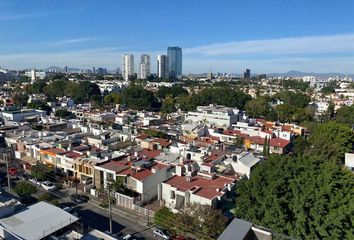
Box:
170 190 175 199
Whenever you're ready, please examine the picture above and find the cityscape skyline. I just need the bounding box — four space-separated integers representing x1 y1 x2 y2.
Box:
1 0 354 73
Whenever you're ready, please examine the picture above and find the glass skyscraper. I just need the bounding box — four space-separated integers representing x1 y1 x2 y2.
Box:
167 46 182 79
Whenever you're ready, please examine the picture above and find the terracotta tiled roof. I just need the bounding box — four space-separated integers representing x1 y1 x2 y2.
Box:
138 148 162 160
269 138 291 148
63 151 82 159
131 168 153 181
152 138 171 147
163 175 235 200
98 160 129 173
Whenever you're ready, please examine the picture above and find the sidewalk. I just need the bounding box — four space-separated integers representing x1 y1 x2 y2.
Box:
65 186 153 227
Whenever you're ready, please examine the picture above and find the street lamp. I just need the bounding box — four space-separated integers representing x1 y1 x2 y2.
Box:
107 178 114 234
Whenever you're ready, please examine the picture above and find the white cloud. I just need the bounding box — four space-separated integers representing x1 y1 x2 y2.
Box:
0 48 162 70
184 34 354 56
0 11 63 22
48 38 97 46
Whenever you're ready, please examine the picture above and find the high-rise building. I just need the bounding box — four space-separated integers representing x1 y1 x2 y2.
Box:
157 55 169 79
64 66 68 74
92 67 96 74
139 54 151 79
167 47 182 79
122 54 134 81
243 69 251 79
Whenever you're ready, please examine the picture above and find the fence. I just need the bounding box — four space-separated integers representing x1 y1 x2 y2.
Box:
132 204 155 217
114 192 155 217
115 192 136 210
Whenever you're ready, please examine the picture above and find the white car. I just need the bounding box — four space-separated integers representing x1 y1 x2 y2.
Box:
153 229 170 239
29 177 41 186
122 234 137 240
41 181 56 191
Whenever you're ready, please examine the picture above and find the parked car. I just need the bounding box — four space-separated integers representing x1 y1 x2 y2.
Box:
19 174 30 181
122 234 137 240
153 228 170 240
41 181 56 191
70 194 89 204
8 167 17 176
62 206 79 218
28 177 41 186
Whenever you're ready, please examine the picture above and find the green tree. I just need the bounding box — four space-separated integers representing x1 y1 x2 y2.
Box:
335 105 354 126
154 207 176 230
54 109 76 119
161 95 176 114
104 92 121 106
44 79 69 99
31 163 50 181
14 181 37 198
234 155 354 240
176 95 197 111
28 100 51 115
120 84 157 110
13 93 29 107
305 121 354 164
156 86 188 99
320 86 335 94
26 79 47 94
245 96 277 120
175 204 228 240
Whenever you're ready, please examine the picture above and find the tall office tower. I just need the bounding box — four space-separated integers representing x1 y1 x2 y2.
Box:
139 54 151 79
157 55 169 79
64 66 68 74
122 54 134 81
30 69 36 82
167 46 182 79
92 67 96 74
243 68 251 79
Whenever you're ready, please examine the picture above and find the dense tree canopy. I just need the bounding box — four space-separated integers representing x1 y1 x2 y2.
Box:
155 204 227 240
156 85 188 99
234 155 354 240
161 96 176 114
335 105 354 127
54 109 76 119
104 92 121 106
320 86 336 94
175 87 251 111
120 84 157 110
27 100 51 114
13 93 29 107
245 96 277 120
305 121 354 164
14 181 37 198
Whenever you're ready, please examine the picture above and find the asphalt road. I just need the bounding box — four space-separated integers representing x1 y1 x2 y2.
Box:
35 184 155 239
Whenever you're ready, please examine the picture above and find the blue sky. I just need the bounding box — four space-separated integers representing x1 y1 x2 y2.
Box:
1 0 354 73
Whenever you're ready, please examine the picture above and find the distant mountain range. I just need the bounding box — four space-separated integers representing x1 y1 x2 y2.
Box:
43 66 353 78
267 70 354 78
45 66 81 73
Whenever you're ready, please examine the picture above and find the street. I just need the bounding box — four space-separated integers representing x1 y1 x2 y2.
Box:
6 179 155 240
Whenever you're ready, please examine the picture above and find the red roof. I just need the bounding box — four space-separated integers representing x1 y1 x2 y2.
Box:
131 168 153 181
205 150 226 162
152 163 168 170
138 148 162 160
98 160 129 173
117 168 133 176
269 138 291 148
163 175 235 200
152 138 171 147
63 151 82 159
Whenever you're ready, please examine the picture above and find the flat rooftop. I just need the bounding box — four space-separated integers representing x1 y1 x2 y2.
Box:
0 201 79 240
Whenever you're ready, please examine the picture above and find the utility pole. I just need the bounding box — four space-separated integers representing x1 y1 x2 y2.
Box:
107 180 113 234
3 152 11 189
